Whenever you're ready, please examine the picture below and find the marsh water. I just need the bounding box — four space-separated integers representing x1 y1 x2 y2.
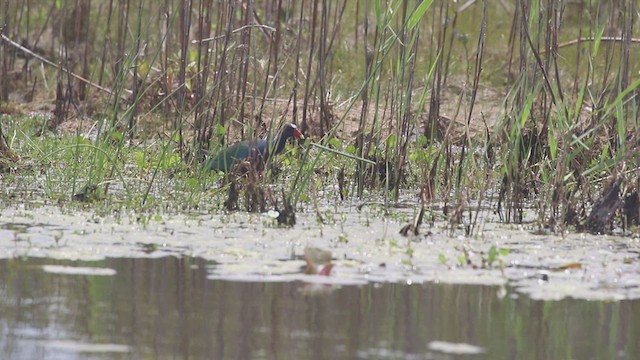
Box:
0 204 639 359
1 256 638 360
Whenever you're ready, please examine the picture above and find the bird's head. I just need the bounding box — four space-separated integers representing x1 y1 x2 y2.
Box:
287 123 305 140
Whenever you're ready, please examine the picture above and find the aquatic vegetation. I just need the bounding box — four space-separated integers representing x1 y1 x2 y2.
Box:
0 1 637 236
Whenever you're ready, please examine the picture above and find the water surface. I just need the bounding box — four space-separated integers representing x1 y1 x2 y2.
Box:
1 257 638 360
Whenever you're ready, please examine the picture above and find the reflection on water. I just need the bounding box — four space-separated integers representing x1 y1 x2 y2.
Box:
0 257 637 360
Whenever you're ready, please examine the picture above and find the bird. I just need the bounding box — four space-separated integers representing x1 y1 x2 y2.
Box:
207 123 304 172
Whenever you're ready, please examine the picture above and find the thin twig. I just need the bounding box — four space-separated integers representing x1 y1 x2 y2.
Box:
0 33 128 98
542 36 640 54
193 24 276 43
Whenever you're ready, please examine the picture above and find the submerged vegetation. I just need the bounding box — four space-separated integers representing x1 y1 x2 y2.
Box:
0 0 638 234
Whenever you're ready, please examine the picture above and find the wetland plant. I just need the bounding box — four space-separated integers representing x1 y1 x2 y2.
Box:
0 0 637 235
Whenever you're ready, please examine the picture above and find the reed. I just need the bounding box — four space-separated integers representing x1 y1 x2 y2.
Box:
0 0 637 233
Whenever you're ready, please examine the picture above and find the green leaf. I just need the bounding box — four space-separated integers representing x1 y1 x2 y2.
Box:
603 77 640 116
387 134 397 148
407 0 434 30
134 150 147 169
111 131 123 142
328 137 342 149
185 178 199 191
374 0 382 25
592 23 605 56
346 144 356 155
487 245 498 264
548 124 557 160
299 193 311 202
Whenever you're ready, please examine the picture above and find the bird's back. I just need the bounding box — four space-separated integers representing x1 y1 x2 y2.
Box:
207 140 268 172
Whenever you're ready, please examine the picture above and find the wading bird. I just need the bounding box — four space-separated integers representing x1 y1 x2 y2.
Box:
207 123 304 172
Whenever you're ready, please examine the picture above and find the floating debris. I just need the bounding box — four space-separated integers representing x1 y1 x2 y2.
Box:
304 247 333 276
428 341 485 355
42 265 116 276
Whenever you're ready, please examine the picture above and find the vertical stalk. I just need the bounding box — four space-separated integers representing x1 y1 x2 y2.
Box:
301 0 319 133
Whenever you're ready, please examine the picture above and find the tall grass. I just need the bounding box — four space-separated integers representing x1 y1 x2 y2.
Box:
0 0 638 232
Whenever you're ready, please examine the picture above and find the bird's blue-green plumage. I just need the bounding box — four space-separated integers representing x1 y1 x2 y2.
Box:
207 123 304 172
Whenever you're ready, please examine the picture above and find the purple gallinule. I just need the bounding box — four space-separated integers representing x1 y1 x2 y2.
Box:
207 123 304 172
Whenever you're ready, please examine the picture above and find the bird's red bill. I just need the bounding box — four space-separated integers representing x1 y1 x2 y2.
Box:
293 128 304 139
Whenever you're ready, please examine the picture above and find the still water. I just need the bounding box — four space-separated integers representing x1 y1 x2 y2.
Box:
0 256 637 360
